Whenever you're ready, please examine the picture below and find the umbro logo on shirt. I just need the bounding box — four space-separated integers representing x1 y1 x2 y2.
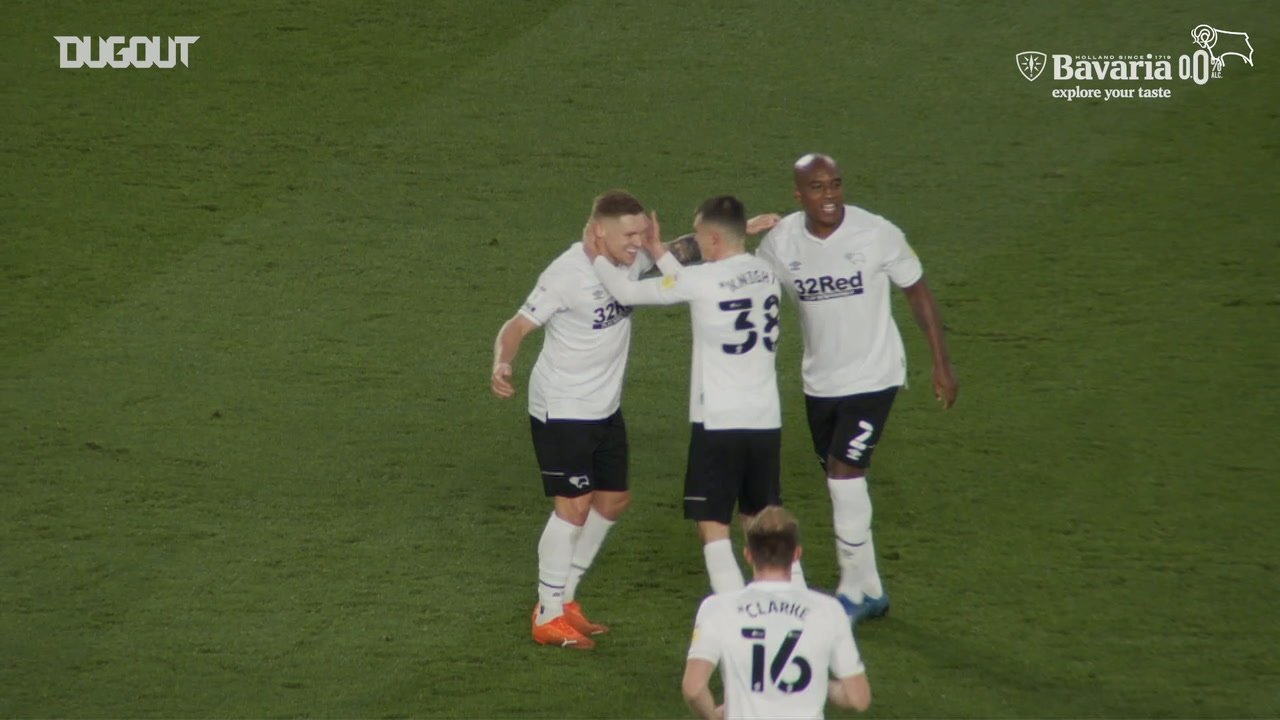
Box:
793 272 865 302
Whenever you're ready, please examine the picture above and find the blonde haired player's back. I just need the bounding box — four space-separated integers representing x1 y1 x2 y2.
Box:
683 507 870 719
689 582 863 719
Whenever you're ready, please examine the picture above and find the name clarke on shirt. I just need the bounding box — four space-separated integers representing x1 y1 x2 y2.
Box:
737 599 810 621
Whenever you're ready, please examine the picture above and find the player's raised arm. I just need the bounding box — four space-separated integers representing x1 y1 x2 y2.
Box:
589 209 697 303
491 313 539 398
754 225 783 274
644 211 694 271
591 218 692 306
663 233 701 265
636 210 695 274
592 256 689 306
594 253 695 307
746 213 781 235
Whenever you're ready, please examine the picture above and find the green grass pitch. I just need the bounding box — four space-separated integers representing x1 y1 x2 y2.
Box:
3 1 1278 717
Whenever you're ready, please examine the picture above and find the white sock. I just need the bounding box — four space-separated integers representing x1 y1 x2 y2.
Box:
829 477 884 601
564 508 616 603
703 538 745 594
790 559 807 589
860 529 883 598
536 511 582 625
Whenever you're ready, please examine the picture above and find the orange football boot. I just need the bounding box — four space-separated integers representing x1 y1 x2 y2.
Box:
531 605 595 650
563 601 609 636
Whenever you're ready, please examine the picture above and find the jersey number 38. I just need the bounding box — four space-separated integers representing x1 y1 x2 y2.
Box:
718 295 780 355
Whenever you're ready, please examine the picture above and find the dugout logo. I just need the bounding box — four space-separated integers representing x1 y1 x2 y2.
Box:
55 36 199 69
1016 24 1254 102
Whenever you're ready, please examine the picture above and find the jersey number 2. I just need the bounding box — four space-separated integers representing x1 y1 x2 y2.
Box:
718 295 780 355
743 627 812 694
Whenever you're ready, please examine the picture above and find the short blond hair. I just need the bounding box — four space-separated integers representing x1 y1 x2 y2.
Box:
746 506 799 570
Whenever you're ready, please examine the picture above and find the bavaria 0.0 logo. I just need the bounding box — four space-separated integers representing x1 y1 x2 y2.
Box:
55 36 199 69
1016 24 1253 101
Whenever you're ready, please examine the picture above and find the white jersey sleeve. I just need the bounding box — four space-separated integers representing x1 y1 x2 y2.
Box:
518 269 571 326
630 249 655 278
756 232 794 302
756 232 781 274
656 251 685 277
687 595 723 663
880 223 923 288
592 256 696 307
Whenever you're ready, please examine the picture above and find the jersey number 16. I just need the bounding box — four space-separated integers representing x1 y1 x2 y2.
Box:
719 295 780 355
742 627 812 694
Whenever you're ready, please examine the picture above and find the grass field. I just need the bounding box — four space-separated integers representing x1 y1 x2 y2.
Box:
3 1 1279 717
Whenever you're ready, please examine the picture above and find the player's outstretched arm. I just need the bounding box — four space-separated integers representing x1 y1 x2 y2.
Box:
640 211 694 274
645 211 696 268
592 256 689 307
638 234 695 279
664 233 701 265
828 672 872 712
746 213 781 235
491 313 538 398
901 277 958 409
681 658 719 720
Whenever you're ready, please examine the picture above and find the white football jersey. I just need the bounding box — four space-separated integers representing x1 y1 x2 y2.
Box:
758 205 923 398
518 243 652 421
688 581 866 720
592 252 781 430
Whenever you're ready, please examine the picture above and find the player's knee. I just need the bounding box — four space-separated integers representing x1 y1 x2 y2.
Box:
697 521 731 544
553 496 591 526
826 455 866 479
593 491 630 520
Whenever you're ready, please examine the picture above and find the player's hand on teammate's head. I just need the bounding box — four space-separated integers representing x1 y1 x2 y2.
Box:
642 211 665 257
491 362 516 398
713 705 725 720
933 362 958 409
583 222 614 264
582 223 599 261
746 213 782 235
